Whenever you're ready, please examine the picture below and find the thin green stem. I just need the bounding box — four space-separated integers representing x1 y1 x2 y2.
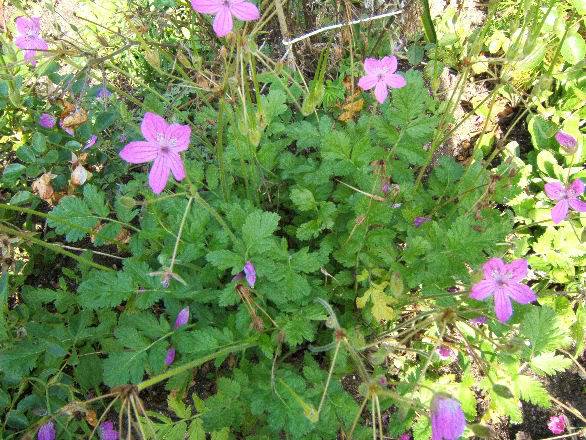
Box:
137 341 254 391
0 224 113 272
169 197 193 272
317 340 341 417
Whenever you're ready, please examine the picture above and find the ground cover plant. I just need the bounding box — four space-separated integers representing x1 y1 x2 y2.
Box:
0 0 585 439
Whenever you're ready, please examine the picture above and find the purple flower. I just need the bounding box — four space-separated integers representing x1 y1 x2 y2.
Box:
37 421 55 440
38 113 56 129
437 346 454 360
381 181 390 194
14 17 48 65
470 316 487 325
470 258 536 323
174 307 189 329
547 415 566 435
243 261 256 288
99 421 119 440
96 87 112 100
164 347 176 366
398 433 411 440
544 179 586 224
430 394 466 440
555 131 577 153
83 135 97 151
191 0 260 37
119 112 191 194
358 56 406 104
413 216 431 228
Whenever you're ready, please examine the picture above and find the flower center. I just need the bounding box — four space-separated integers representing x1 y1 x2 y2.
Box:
492 270 511 286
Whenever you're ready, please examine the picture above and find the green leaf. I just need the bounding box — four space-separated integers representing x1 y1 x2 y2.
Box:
2 163 25 179
515 375 551 408
530 352 572 376
521 306 569 356
103 351 148 386
290 187 317 211
83 184 109 216
78 270 135 309
94 111 118 132
206 250 243 271
31 132 47 153
48 196 99 242
561 32 586 65
242 210 280 252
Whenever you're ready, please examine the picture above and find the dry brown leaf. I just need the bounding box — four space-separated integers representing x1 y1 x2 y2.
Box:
70 164 91 186
32 173 56 202
338 97 364 122
85 410 98 427
60 100 88 131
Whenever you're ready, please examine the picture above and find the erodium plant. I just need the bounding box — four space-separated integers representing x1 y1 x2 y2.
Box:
0 1 585 440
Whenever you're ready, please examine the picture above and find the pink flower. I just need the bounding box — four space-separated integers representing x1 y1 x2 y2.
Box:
83 135 97 151
99 421 119 440
174 307 189 328
243 261 256 288
119 112 191 194
544 179 586 224
358 56 406 104
191 0 260 37
430 394 466 440
37 421 55 440
470 316 487 325
470 258 536 323
555 131 577 153
413 216 431 228
164 347 176 366
547 415 566 435
437 346 454 360
38 113 56 129
14 17 48 65
398 433 411 440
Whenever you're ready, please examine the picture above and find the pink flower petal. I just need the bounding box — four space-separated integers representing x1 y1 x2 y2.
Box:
119 141 159 164
555 131 577 149
384 73 406 89
506 259 527 282
569 197 586 212
191 0 223 13
470 280 495 300
380 55 398 73
507 283 536 305
149 155 171 194
174 307 189 328
570 178 584 195
14 35 28 50
363 58 380 75
164 347 176 365
213 7 233 37
494 290 513 323
28 36 48 51
551 199 569 224
141 112 168 143
167 152 186 181
166 124 191 151
374 81 388 104
358 74 378 91
544 181 566 201
15 17 33 35
482 257 505 279
230 0 260 21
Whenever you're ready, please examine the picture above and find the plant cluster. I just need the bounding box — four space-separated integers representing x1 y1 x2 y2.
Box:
0 0 584 439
